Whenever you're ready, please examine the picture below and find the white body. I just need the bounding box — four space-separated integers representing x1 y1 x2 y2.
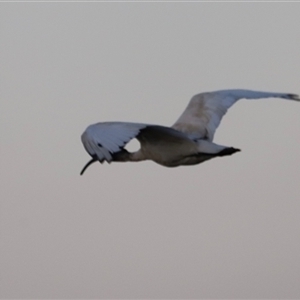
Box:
80 89 299 174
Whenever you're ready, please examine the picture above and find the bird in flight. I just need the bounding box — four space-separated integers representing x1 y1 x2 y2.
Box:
80 89 299 175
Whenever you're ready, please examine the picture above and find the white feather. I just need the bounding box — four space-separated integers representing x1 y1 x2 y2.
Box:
80 89 299 174
172 89 300 141
81 122 147 162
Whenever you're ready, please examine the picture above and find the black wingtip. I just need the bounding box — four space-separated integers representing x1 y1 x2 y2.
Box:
287 94 300 101
80 157 98 175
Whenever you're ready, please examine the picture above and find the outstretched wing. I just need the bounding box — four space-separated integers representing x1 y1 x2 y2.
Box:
172 89 300 141
81 122 148 163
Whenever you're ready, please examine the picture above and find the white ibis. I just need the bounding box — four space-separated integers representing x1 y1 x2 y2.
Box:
80 89 299 175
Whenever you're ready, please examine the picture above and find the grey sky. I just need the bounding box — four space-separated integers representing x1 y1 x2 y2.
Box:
1 2 300 299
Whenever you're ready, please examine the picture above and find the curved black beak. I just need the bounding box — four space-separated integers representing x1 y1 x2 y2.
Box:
80 157 98 175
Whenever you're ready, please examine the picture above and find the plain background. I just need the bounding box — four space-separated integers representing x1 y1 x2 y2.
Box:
1 2 300 299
